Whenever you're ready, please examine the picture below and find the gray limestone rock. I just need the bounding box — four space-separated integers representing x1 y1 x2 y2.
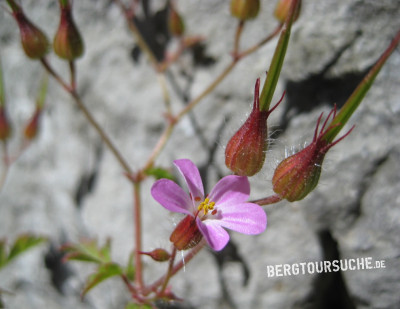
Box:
0 0 399 308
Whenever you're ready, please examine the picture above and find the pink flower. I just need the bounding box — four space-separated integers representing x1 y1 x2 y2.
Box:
151 159 267 251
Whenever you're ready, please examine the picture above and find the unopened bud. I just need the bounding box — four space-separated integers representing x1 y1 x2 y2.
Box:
24 108 41 140
170 215 203 251
168 4 185 37
272 106 353 202
0 107 12 141
139 248 171 262
274 0 301 24
225 79 283 176
53 1 84 60
230 0 260 20
7 0 49 59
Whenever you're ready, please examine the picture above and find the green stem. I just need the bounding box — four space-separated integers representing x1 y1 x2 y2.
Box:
323 29 400 143
259 0 299 111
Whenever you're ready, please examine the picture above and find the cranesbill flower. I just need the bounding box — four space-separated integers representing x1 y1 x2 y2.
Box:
151 159 267 251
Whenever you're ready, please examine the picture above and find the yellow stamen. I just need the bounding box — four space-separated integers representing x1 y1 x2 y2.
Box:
197 197 215 215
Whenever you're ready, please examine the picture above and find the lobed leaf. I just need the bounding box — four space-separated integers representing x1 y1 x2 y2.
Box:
81 262 123 298
61 239 112 264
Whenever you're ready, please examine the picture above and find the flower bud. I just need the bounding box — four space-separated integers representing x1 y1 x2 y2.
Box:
230 0 260 20
7 0 49 59
225 79 283 176
274 0 301 24
170 215 203 251
272 107 353 202
53 1 84 60
0 107 12 141
24 108 41 140
168 4 185 37
139 248 171 262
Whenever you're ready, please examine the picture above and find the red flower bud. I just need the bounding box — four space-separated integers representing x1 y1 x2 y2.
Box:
7 0 49 59
139 248 171 262
24 108 41 140
170 215 203 251
53 1 84 60
272 106 354 202
0 107 12 141
225 79 284 176
168 3 185 37
230 0 260 20
274 0 301 24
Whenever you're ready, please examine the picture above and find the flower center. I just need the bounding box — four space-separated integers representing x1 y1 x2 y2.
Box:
197 197 216 216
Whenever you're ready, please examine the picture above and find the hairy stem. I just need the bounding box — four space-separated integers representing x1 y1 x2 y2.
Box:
251 194 282 206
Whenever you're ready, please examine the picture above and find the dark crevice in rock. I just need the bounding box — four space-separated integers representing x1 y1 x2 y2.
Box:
298 230 356 309
273 31 367 139
44 244 72 294
130 0 215 66
74 143 103 208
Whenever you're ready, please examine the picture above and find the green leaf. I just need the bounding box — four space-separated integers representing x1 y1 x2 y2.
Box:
125 252 135 281
125 303 152 309
7 235 46 264
259 0 300 111
61 239 112 264
144 167 175 180
81 262 123 298
0 239 6 269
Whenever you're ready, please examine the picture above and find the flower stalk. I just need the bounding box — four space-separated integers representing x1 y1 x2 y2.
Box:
323 29 400 143
259 0 299 111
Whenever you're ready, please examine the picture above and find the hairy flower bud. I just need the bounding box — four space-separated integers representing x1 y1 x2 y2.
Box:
0 107 12 141
7 0 49 59
168 3 185 37
230 0 260 20
274 0 301 24
170 215 203 251
272 106 353 202
53 1 84 60
225 79 283 176
139 248 171 262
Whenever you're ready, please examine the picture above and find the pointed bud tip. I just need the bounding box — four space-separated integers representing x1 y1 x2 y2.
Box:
272 107 353 202
168 5 185 37
0 108 12 141
140 248 171 262
274 0 301 24
13 11 49 59
225 79 282 177
53 6 84 60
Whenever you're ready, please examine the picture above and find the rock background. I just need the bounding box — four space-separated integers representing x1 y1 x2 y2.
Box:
1 0 399 308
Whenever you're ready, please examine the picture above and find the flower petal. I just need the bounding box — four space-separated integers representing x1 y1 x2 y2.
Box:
151 179 193 215
216 202 266 234
174 159 204 200
208 175 250 206
196 217 229 251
